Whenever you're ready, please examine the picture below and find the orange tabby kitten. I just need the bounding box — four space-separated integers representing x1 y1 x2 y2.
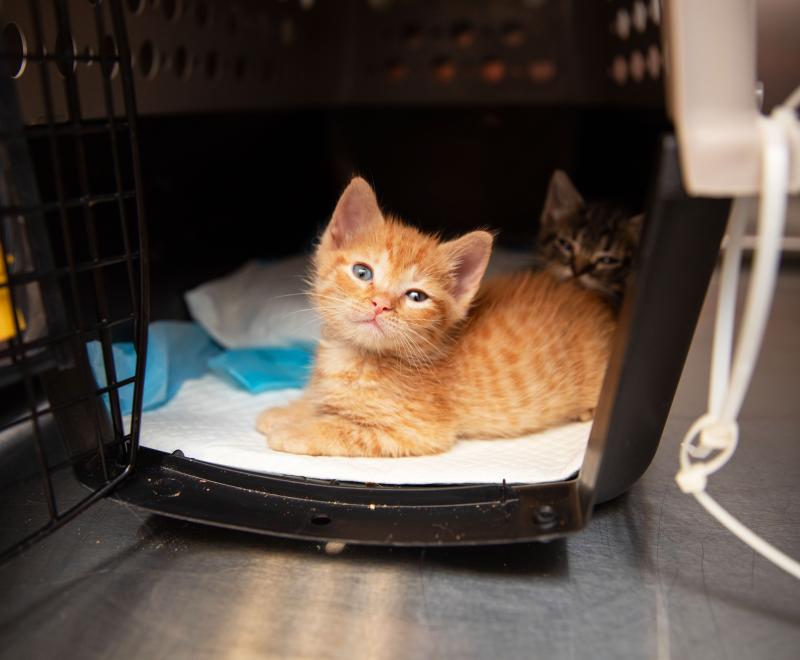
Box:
256 177 615 457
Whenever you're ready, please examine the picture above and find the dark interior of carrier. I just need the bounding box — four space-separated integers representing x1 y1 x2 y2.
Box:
0 0 730 556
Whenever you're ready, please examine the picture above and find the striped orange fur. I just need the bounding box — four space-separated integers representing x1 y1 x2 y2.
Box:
256 177 615 457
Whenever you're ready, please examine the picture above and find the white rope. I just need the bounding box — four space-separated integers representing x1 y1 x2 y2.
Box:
675 87 800 580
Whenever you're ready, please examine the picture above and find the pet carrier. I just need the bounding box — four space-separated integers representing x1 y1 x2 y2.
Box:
1 0 741 559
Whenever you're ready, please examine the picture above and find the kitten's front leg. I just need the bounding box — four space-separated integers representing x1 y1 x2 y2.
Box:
267 415 455 457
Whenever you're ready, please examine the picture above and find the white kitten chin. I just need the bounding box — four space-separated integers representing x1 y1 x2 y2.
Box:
351 319 394 351
577 274 605 292
357 319 386 336
548 264 604 293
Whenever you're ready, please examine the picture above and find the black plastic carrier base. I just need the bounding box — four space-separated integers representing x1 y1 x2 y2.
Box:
1 0 728 558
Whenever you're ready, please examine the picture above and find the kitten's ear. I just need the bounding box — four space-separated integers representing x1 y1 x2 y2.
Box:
323 177 383 249
439 231 494 313
541 170 584 227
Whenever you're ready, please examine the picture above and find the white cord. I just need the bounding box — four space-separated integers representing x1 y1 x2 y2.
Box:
675 87 800 580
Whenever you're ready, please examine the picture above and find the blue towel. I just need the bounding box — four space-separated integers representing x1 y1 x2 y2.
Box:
207 342 315 393
86 321 222 415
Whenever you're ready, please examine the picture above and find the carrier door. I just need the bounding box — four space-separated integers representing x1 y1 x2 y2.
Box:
0 0 148 562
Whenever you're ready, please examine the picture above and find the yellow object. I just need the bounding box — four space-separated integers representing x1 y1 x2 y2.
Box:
0 243 26 341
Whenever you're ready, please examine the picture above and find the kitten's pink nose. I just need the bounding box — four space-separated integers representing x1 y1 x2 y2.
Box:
371 296 393 316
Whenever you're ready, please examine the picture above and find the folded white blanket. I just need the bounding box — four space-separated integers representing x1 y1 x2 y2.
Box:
138 375 590 485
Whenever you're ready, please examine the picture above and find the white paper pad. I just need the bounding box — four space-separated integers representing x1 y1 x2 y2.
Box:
138 375 591 485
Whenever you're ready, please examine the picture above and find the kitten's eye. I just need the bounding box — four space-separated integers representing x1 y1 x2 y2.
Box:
556 238 573 253
352 263 373 281
596 256 620 266
405 289 428 303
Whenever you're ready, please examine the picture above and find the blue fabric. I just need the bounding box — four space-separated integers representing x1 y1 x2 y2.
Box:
87 321 221 415
207 342 315 393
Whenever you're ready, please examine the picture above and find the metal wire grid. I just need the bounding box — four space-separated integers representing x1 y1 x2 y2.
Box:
0 0 149 561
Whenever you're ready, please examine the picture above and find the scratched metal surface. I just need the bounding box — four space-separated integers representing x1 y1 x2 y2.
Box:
1 267 798 660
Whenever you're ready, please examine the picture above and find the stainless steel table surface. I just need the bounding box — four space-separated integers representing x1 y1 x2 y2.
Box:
1 268 799 660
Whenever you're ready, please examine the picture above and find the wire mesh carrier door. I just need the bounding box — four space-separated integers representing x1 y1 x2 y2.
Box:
0 0 148 561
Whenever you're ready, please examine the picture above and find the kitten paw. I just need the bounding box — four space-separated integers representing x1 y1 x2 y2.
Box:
265 422 345 456
259 399 455 456
266 429 314 455
266 422 352 456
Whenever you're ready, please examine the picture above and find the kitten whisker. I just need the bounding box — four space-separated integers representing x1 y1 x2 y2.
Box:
267 292 312 301
276 307 321 317
398 324 441 359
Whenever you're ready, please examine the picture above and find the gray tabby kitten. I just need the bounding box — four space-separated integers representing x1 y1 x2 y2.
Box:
537 170 643 305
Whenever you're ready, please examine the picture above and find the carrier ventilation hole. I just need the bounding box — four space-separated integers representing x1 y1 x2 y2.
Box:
528 59 555 83
629 50 645 83
54 32 77 77
432 56 455 84
647 45 661 79
481 56 505 84
162 0 181 21
173 45 190 79
204 50 219 80
532 505 557 530
451 21 475 48
2 22 27 79
611 55 627 86
100 34 119 79
126 0 145 15
311 514 332 526
138 40 158 79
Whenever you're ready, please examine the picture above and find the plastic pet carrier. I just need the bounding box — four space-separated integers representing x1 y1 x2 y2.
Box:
0 0 735 560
